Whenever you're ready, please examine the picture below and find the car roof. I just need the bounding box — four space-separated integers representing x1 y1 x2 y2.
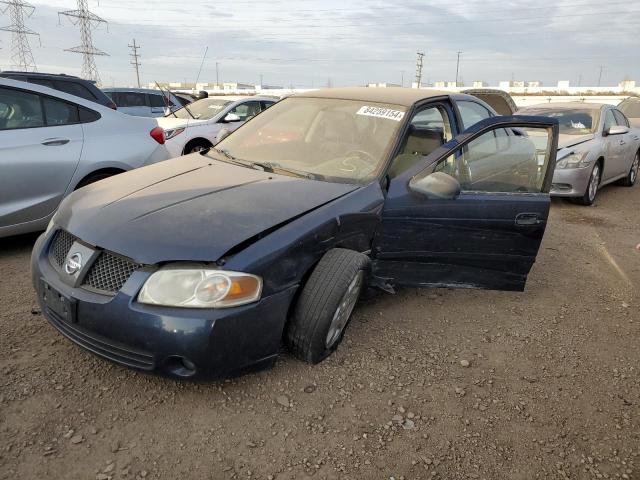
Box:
520 102 606 111
0 77 113 113
0 71 89 82
294 87 452 107
102 88 168 94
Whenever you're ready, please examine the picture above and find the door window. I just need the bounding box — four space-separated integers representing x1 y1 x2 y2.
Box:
428 125 553 193
456 100 493 129
42 97 80 126
613 110 629 127
149 93 168 108
229 101 261 121
261 101 275 111
389 105 452 178
0 87 45 130
603 110 617 132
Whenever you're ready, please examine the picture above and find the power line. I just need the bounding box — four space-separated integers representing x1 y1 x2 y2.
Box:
128 38 141 87
59 0 108 83
0 0 39 71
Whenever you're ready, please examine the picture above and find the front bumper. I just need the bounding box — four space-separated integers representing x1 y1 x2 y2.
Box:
31 231 297 379
550 164 593 197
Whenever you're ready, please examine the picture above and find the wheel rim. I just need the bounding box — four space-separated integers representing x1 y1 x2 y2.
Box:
325 271 363 348
588 164 600 202
631 153 639 184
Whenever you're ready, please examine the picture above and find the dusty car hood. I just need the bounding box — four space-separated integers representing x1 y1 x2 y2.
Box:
57 155 358 264
557 133 595 150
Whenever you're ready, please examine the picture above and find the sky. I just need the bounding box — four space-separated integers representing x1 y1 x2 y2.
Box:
1 0 639 88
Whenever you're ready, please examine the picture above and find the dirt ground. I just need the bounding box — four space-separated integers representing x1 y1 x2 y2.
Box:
1 184 639 480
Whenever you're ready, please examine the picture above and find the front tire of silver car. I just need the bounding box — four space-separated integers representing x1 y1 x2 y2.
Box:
619 151 639 187
575 162 601 206
285 249 369 364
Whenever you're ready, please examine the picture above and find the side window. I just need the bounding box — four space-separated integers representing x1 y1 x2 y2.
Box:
28 78 56 89
613 110 629 128
229 101 261 121
603 110 617 132
261 101 275 111
79 107 101 123
430 126 552 193
54 81 97 101
389 105 452 178
0 87 45 130
456 100 492 129
149 93 167 108
42 97 80 126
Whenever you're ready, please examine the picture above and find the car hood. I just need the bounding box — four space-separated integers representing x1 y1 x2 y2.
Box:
156 116 209 129
557 133 595 150
58 155 359 264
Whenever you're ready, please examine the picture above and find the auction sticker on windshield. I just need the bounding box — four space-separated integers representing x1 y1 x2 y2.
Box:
356 106 405 121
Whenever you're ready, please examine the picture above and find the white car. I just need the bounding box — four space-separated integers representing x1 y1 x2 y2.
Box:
158 96 277 157
0 78 171 238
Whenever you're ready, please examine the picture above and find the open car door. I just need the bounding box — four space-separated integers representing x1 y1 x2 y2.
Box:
373 115 559 292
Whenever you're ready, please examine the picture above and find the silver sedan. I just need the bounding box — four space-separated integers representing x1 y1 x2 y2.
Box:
518 102 640 205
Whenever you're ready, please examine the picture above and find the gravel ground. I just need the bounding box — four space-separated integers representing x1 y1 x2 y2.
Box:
1 184 639 480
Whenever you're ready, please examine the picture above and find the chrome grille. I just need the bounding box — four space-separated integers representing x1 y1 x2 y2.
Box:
50 230 76 267
82 251 140 294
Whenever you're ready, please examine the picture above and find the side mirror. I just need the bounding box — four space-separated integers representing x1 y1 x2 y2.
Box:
223 113 241 123
409 171 461 200
606 125 629 136
216 128 231 144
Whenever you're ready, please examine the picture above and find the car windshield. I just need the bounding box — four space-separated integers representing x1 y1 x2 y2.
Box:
170 98 232 120
519 107 598 135
619 100 640 118
209 97 407 183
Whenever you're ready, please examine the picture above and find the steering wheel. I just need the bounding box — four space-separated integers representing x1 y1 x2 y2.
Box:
339 150 376 173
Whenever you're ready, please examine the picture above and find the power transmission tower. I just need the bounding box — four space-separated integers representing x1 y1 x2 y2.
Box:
59 0 108 84
415 51 425 88
0 0 39 71
128 38 141 87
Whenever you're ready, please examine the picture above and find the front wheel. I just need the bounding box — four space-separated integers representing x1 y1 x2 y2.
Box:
618 151 639 187
285 249 369 364
574 162 601 206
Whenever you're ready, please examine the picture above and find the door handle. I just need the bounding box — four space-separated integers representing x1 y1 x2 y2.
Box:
515 213 542 226
42 138 70 146
619 140 626 145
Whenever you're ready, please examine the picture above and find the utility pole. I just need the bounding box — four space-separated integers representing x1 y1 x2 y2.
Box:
215 61 219 88
400 70 404 87
59 0 108 84
577 74 582 87
0 0 39 71
128 38 141 88
455 51 462 86
259 74 263 87
415 51 425 88
597 66 603 87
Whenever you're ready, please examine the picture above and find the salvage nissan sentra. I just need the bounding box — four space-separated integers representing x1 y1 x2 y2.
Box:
32 87 559 378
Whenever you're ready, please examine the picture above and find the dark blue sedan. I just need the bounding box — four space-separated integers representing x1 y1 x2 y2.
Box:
32 87 559 378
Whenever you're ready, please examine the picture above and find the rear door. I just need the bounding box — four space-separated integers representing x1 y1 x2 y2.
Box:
602 109 626 179
373 115 559 291
0 86 83 228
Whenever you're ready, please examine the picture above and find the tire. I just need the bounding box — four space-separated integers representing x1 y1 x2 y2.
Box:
75 172 116 190
574 161 601 206
184 140 212 154
285 248 369 364
618 151 639 187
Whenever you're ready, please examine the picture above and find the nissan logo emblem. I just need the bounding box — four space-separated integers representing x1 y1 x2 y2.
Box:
64 253 83 275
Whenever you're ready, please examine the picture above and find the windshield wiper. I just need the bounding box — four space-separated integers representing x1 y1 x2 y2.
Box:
249 161 320 180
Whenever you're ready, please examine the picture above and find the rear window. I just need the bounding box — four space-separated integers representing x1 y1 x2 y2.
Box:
149 93 167 108
42 97 80 125
114 92 147 107
54 81 97 101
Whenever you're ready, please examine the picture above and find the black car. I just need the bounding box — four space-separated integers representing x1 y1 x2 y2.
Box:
32 87 559 379
0 71 117 110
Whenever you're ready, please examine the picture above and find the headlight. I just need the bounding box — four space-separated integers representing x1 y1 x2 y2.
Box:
556 151 590 169
138 267 262 308
164 127 185 140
